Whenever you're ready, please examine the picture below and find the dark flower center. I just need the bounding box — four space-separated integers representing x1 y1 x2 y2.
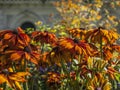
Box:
73 39 79 43
98 27 104 30
24 46 31 53
12 30 18 35
52 47 59 52
80 28 85 30
2 69 9 75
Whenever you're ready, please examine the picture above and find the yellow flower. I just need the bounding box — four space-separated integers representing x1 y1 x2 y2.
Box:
68 28 86 39
35 21 42 25
87 74 111 90
0 68 30 90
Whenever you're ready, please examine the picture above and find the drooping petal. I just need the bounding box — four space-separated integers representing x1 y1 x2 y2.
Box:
24 52 30 60
10 51 23 61
4 33 13 40
0 74 7 84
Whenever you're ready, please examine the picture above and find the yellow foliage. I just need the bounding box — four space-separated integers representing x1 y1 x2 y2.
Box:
54 0 119 29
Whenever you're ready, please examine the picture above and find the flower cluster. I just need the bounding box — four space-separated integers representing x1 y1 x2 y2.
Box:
0 25 120 90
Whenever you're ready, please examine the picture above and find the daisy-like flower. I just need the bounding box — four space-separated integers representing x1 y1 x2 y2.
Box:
0 68 30 90
39 52 50 67
106 66 118 80
103 44 120 61
0 27 30 46
87 73 111 90
31 31 58 45
85 27 119 44
46 72 61 89
79 58 107 78
68 28 86 39
0 54 12 71
5 44 40 65
103 45 113 61
58 37 97 57
47 46 72 66
111 44 120 52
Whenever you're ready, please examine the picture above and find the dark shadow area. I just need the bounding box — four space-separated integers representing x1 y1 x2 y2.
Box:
20 21 36 31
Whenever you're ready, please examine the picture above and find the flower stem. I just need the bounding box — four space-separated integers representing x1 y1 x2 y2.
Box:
3 83 6 90
23 59 28 90
100 35 103 59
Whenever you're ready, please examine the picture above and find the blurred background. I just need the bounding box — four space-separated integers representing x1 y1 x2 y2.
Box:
0 0 61 30
0 0 120 33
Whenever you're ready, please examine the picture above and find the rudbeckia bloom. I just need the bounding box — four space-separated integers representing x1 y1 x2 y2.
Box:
103 44 120 61
68 28 86 39
47 46 72 66
0 27 30 46
5 44 40 65
111 44 120 52
0 68 30 90
58 37 96 57
103 45 113 61
107 66 118 80
46 72 61 89
31 31 58 45
79 58 107 78
85 27 119 44
0 54 12 71
87 74 111 90
39 52 50 67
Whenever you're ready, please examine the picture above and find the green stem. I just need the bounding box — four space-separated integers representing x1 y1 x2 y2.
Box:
100 35 103 59
12 62 17 72
31 78 34 90
98 27 103 59
23 59 28 90
3 83 6 90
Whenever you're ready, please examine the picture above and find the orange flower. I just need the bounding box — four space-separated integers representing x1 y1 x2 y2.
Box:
111 44 120 52
0 55 12 71
39 52 50 67
107 66 118 80
47 46 72 66
103 45 113 60
68 28 86 39
5 44 40 65
85 27 119 44
0 68 30 90
103 44 120 61
79 58 107 78
87 74 111 90
0 27 30 46
31 31 57 45
58 37 96 57
46 72 61 89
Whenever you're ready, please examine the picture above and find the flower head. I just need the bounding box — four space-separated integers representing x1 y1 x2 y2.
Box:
46 72 61 89
0 27 30 46
31 31 57 45
5 44 40 65
87 74 111 90
58 37 97 57
0 68 30 90
85 27 119 44
47 46 72 66
68 28 86 39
